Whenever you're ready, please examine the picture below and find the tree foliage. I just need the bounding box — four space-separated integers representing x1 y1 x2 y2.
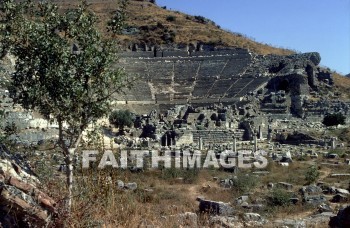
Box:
107 0 128 35
109 109 133 132
1 0 130 143
322 113 346 127
267 188 292 207
305 165 320 184
0 0 130 211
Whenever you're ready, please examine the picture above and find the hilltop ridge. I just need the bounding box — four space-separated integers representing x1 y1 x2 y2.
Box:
5 0 350 95
44 0 294 55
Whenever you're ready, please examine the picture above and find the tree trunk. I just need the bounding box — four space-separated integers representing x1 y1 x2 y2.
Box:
58 119 83 214
66 148 74 213
65 134 82 214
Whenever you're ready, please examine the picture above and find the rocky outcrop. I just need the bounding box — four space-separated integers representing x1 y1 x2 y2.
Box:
300 185 327 206
0 144 56 227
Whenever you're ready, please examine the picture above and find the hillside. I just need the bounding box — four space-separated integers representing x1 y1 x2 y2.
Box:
333 72 350 98
53 0 294 55
4 0 349 92
3 0 350 100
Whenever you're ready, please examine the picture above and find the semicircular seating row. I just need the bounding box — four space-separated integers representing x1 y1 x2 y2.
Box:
116 55 269 103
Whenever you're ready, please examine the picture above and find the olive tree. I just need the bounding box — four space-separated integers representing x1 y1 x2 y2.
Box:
0 0 130 212
109 109 133 134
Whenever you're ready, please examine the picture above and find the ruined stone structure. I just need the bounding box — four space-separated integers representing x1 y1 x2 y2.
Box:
116 49 335 117
116 49 260 106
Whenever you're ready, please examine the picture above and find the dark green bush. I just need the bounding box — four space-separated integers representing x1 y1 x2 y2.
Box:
304 165 320 184
267 188 292 207
166 15 176 22
194 15 208 24
109 110 133 133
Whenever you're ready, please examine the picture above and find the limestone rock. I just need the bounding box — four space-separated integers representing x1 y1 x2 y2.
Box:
243 213 266 226
125 182 138 190
117 180 124 189
318 203 333 213
210 216 243 228
335 188 349 195
168 212 198 227
303 194 327 206
301 185 323 195
273 219 306 228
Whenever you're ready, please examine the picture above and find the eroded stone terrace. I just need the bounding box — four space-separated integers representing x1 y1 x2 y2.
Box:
117 49 269 105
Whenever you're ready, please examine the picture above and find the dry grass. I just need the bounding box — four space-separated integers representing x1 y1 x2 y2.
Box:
260 159 311 188
31 148 349 227
52 0 295 56
333 72 350 99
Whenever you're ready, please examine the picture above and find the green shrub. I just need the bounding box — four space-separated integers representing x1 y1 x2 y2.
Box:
166 15 176 22
267 188 292 207
194 15 208 24
109 110 133 133
231 174 258 193
304 165 320 184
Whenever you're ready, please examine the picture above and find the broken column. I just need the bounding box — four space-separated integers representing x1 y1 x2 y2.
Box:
267 125 272 141
253 133 258 152
331 137 336 149
233 135 237 153
259 125 263 139
199 137 203 150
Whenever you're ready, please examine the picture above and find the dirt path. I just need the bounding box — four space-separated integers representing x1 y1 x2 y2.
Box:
319 166 332 180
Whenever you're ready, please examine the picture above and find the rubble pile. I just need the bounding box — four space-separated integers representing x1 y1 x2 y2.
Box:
0 145 56 227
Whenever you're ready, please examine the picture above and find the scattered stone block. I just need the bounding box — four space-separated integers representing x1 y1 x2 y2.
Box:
301 185 323 195
273 219 306 227
290 197 299 204
117 180 124 189
243 213 266 226
197 197 234 216
0 148 56 227
318 203 333 213
303 195 327 206
125 182 138 191
335 188 349 195
277 182 293 190
331 194 348 203
210 216 242 227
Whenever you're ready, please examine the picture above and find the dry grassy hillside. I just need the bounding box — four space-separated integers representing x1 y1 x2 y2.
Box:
14 0 350 84
333 72 350 98
53 0 294 55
